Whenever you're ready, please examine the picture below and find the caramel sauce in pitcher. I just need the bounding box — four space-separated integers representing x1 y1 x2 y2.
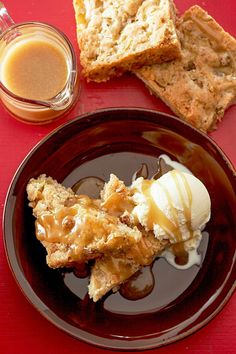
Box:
1 39 68 100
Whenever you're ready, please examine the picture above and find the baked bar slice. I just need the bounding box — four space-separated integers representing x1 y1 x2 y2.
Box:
135 5 236 132
88 173 169 301
89 233 168 301
27 175 142 268
73 0 181 82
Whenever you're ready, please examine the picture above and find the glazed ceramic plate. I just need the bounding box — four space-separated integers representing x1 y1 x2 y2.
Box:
3 108 236 350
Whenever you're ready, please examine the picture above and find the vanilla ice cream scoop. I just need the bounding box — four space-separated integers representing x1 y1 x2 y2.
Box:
130 170 211 244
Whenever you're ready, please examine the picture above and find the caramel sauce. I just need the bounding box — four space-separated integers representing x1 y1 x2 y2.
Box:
172 242 189 266
2 39 68 100
101 257 137 281
73 263 90 278
141 179 177 242
172 171 193 234
35 195 123 260
120 266 155 300
152 157 174 180
36 203 93 250
101 193 134 217
125 238 153 266
72 177 105 199
141 171 193 247
132 163 148 181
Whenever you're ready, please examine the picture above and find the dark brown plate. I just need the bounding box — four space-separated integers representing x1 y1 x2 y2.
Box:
3 108 236 350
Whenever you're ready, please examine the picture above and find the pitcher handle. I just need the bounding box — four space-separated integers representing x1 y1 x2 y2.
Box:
0 2 15 35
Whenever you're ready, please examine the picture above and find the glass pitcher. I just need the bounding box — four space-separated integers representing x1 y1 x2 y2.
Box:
0 2 79 124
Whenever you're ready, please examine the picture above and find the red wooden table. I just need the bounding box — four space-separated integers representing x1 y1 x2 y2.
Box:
0 1 235 353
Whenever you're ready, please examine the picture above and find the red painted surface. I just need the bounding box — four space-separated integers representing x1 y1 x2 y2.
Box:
0 1 235 353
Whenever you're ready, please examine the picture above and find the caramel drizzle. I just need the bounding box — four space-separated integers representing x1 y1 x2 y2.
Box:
35 171 193 264
141 171 193 244
35 197 119 257
36 204 96 253
172 170 193 237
